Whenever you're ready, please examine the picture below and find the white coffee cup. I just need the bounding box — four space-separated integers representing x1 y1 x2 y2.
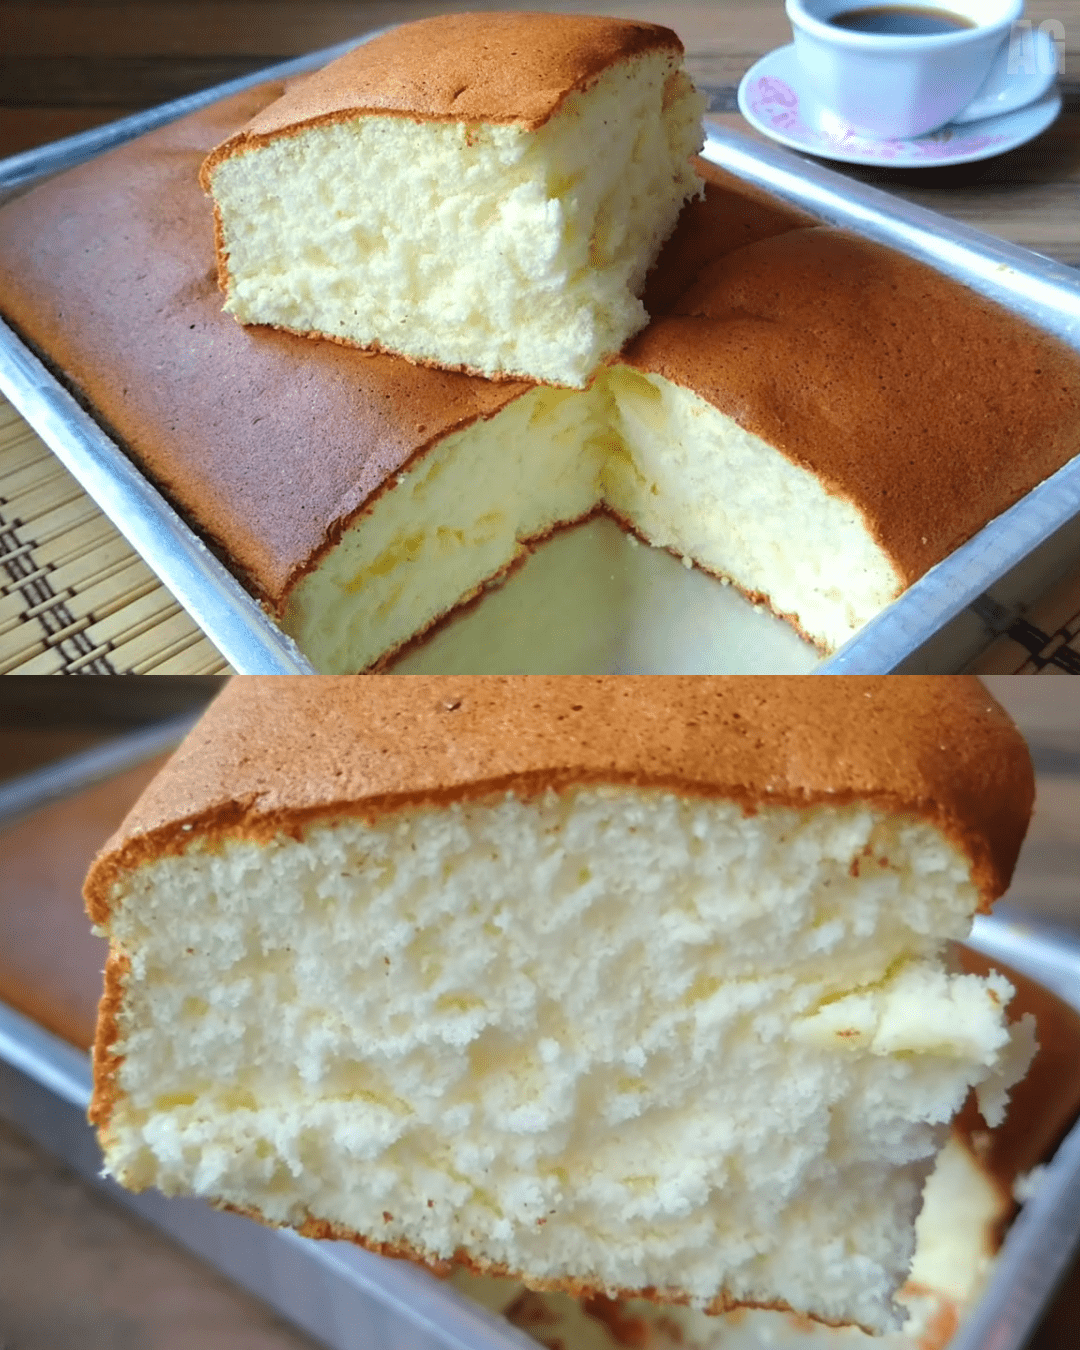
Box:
785 0 1058 139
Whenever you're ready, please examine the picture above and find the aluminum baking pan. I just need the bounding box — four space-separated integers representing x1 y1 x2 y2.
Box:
0 37 378 198
0 37 379 677
0 1002 539 1350
0 323 316 674
0 714 196 827
1 45 1078 674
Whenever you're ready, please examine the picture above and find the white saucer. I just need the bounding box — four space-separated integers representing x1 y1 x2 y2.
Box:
737 45 1062 167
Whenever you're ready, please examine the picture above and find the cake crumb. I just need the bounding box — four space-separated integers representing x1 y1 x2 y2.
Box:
1014 1165 1046 1204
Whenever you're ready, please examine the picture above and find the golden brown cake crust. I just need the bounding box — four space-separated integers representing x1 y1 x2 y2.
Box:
640 164 816 315
84 675 1033 929
624 227 1080 584
217 1200 856 1328
200 12 682 186
3 75 1076 632
90 949 131 1132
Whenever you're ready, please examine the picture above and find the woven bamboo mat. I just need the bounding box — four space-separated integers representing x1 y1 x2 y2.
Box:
3 387 1079 677
971 562 1080 675
0 396 230 675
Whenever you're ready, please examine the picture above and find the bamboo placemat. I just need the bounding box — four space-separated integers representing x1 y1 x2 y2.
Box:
971 560 1080 675
0 396 230 675
4 383 1080 677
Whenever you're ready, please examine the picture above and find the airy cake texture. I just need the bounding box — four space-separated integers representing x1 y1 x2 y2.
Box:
451 947 1080 1350
604 366 902 649
84 678 1036 1333
284 352 907 671
285 384 610 672
201 15 706 387
450 1131 1009 1349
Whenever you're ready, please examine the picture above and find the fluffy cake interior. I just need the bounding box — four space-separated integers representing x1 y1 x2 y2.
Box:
602 368 904 649
282 367 904 671
282 385 608 674
450 1131 1007 1348
98 786 1032 1333
209 53 705 387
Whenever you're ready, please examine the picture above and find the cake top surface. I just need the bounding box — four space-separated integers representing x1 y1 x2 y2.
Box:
623 227 1080 584
84 676 1033 920
203 12 682 174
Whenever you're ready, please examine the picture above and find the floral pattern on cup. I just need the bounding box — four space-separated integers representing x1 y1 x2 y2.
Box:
747 75 1010 159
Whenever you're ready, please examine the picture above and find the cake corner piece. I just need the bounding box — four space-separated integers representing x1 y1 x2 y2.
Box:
83 676 1037 1333
199 12 706 388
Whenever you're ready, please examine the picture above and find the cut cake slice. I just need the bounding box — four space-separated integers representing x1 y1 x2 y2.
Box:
200 14 706 388
84 676 1037 1333
285 223 1080 665
604 224 1080 651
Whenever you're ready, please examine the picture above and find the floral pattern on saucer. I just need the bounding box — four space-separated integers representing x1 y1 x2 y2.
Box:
746 75 1008 160
736 46 1061 167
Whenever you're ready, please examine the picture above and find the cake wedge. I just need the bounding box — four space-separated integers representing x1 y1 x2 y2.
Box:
200 13 706 388
84 676 1037 1333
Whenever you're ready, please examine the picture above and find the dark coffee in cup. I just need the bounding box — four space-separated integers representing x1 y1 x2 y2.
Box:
828 5 976 35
